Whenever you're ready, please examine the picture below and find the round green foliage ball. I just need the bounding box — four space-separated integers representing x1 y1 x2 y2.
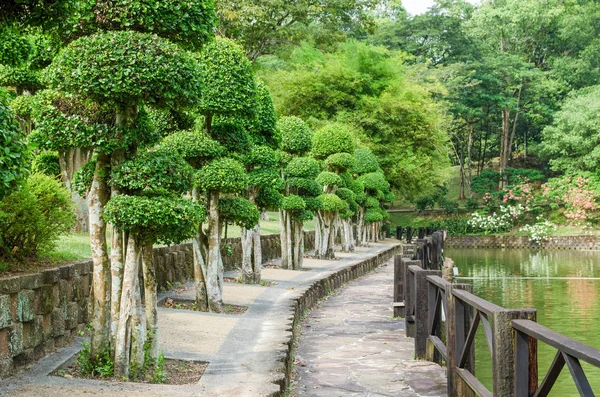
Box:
104 195 204 244
281 195 306 211
364 208 383 223
248 145 280 170
339 208 354 220
364 196 379 208
383 191 395 203
284 156 320 179
278 116 313 155
45 31 200 108
0 90 29 198
303 196 322 212
218 196 260 229
316 171 344 188
325 153 356 173
158 128 224 168
353 148 379 174
0 66 42 92
248 169 284 190
210 122 252 155
286 177 322 196
147 107 195 138
198 37 256 117
318 194 348 213
196 157 248 194
335 187 356 202
348 180 364 195
311 123 355 159
92 0 216 51
248 81 279 148
358 172 390 194
32 151 60 177
293 209 313 222
111 148 194 195
256 187 283 210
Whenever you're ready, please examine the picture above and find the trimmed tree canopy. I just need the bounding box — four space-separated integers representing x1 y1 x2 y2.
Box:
316 171 344 188
318 193 348 212
45 31 201 108
104 195 204 244
353 148 379 174
111 148 194 195
358 172 390 193
92 0 216 51
281 194 306 211
325 152 356 173
198 37 257 116
218 196 260 229
278 116 313 155
158 128 224 168
311 123 355 159
211 122 252 155
195 157 248 193
284 156 320 179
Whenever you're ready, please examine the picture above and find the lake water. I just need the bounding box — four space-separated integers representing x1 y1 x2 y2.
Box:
445 248 600 396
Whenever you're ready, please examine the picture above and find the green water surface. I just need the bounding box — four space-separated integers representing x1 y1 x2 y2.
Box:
446 248 600 396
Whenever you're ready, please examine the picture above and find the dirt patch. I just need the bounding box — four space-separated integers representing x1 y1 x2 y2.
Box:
161 298 248 315
55 357 207 385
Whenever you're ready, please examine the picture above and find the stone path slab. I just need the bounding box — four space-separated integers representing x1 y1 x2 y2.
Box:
293 258 447 397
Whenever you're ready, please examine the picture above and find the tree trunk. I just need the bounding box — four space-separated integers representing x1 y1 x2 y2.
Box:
316 212 335 259
467 124 474 197
192 230 208 311
141 241 158 360
109 148 125 349
89 152 111 358
114 235 142 379
279 209 288 269
130 274 146 373
499 108 511 187
59 148 92 232
357 208 364 247
206 191 224 313
241 226 254 282
251 224 262 280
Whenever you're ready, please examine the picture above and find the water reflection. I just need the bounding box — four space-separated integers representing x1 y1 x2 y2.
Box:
446 248 600 396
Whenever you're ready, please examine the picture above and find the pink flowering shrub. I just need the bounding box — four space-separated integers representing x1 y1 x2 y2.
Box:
541 175 600 223
500 177 535 207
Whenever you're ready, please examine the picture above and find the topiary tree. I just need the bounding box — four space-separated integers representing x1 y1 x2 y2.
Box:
195 157 248 312
240 145 283 282
357 170 392 245
278 116 318 269
106 146 200 377
312 123 355 258
43 1 215 365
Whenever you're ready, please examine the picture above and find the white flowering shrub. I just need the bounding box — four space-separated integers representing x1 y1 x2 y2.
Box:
519 217 557 243
467 204 526 235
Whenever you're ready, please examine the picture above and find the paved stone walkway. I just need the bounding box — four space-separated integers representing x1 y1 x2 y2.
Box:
294 258 447 396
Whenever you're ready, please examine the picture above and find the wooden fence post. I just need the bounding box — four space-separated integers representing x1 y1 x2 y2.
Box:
393 255 404 317
413 266 442 360
446 283 474 397
492 309 537 396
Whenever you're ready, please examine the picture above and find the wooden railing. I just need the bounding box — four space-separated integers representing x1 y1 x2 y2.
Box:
393 232 600 397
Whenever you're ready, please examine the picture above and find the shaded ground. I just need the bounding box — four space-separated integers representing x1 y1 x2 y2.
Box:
293 258 447 397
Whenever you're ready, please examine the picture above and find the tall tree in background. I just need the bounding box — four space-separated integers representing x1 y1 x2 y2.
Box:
215 0 378 61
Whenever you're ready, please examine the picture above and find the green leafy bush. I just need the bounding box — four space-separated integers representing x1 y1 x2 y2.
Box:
0 173 75 260
104 195 203 245
195 158 248 194
210 122 252 155
325 152 356 172
284 156 320 179
158 128 224 168
315 171 344 188
0 89 29 198
353 148 379 174
286 177 322 196
32 151 60 178
311 123 355 159
358 172 389 194
318 194 347 212
281 195 306 211
428 217 473 236
278 116 313 155
471 169 500 194
218 197 260 229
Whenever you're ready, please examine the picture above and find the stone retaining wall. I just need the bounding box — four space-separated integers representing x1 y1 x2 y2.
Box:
0 231 316 378
446 235 600 250
0 260 92 379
